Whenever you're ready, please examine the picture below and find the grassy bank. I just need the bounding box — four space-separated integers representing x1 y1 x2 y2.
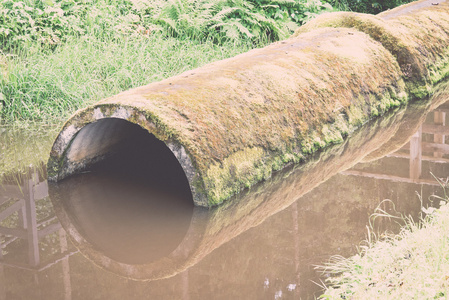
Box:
0 0 334 125
0 0 417 125
1 35 257 123
0 34 257 176
0 125 57 179
319 188 449 299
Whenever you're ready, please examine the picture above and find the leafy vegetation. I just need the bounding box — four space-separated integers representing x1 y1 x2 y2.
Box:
0 0 416 124
327 0 415 14
0 0 332 51
152 0 332 43
0 0 335 124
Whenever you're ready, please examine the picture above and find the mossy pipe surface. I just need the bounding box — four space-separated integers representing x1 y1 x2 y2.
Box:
49 87 449 281
48 0 449 207
293 0 449 98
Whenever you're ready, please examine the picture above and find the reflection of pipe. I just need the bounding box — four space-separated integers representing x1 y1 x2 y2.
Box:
50 83 449 281
48 1 449 207
362 81 449 163
52 172 194 264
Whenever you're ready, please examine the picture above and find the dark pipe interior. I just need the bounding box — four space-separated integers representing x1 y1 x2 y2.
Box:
57 118 194 264
66 118 191 193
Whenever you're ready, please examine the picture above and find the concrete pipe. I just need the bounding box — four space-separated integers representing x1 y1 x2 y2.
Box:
48 0 449 207
49 84 449 281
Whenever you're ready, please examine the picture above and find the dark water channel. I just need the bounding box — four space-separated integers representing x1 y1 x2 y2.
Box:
2 84 449 299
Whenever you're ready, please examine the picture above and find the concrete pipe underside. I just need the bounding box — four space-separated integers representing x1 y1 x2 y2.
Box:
48 0 449 207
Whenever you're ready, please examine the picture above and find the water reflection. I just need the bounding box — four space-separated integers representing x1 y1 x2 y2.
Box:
348 101 449 185
51 118 195 265
1 84 449 299
0 169 76 300
52 171 193 264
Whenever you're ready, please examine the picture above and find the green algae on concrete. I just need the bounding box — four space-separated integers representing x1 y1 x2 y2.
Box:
49 82 449 282
292 0 449 98
48 0 449 207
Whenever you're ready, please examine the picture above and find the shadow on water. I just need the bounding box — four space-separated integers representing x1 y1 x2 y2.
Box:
2 81 449 299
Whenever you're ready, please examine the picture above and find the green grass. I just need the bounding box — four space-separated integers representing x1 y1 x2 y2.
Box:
0 0 339 125
0 34 259 124
318 186 449 299
0 123 58 179
325 0 416 14
0 0 417 125
0 0 332 50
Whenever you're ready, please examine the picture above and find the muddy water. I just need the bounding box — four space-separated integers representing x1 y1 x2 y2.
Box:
1 86 449 299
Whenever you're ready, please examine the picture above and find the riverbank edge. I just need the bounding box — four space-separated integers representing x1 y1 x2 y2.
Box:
319 193 449 299
48 0 449 207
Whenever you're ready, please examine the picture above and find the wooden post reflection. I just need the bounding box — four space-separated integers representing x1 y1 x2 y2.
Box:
59 229 72 300
409 126 422 181
181 270 190 300
341 103 449 187
291 202 300 298
433 111 446 158
0 169 75 299
26 172 40 267
180 234 190 300
0 263 4 300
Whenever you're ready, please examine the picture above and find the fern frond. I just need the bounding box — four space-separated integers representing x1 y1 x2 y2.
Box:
231 20 253 38
223 24 239 40
157 17 178 32
227 0 254 10
267 0 296 6
247 11 274 24
200 0 223 11
207 0 227 12
209 22 228 29
210 7 238 22
173 0 185 18
261 5 279 9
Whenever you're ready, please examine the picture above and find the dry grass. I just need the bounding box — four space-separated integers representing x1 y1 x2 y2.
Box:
318 181 449 299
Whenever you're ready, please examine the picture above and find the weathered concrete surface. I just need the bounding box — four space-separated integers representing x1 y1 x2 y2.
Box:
49 84 449 281
48 0 449 207
293 0 449 98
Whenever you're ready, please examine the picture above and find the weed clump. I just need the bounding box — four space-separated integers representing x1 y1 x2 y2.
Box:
318 180 449 299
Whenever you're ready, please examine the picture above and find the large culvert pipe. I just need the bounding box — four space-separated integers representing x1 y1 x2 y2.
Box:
49 85 449 281
48 0 449 207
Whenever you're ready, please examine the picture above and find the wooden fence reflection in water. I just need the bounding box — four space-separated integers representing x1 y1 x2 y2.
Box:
342 102 449 186
0 171 76 300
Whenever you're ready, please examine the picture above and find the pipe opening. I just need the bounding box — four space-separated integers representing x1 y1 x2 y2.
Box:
64 118 191 193
55 118 195 264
